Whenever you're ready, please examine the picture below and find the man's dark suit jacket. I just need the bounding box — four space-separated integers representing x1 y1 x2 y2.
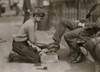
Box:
23 0 32 12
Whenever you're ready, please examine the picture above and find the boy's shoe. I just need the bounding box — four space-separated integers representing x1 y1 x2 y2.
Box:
8 51 18 62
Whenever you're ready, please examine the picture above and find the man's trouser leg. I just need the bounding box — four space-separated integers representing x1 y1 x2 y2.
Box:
64 28 84 52
53 19 78 44
83 38 100 61
10 41 40 63
63 28 91 59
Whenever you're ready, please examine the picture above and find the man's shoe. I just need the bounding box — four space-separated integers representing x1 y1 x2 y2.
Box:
48 43 60 51
68 51 79 61
71 52 85 64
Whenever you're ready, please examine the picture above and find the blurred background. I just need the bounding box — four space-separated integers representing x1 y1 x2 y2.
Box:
0 0 99 30
0 0 99 72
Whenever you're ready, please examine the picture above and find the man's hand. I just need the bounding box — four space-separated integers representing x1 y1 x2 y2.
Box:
78 22 85 28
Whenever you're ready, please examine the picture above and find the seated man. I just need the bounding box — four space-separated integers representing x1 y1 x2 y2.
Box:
48 19 85 51
8 8 45 63
48 3 100 64
47 19 87 63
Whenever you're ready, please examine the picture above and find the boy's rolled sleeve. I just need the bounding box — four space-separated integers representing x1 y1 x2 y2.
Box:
27 25 37 44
